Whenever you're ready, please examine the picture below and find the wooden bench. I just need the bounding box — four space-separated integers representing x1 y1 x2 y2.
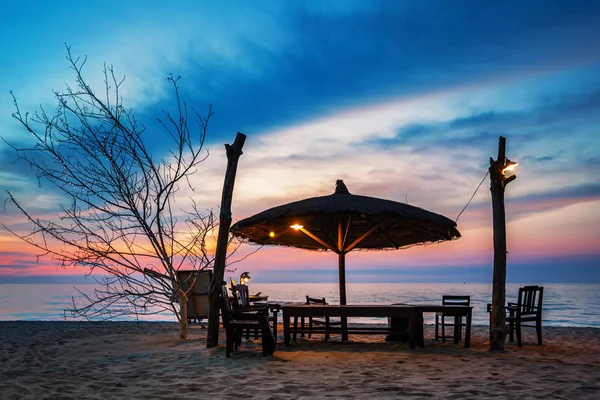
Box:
282 304 417 348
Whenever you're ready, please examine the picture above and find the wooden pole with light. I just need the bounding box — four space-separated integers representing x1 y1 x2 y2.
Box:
489 136 517 351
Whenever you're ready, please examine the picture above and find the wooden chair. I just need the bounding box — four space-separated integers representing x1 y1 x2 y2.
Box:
233 284 275 339
435 295 471 343
220 285 276 357
303 296 342 342
507 285 544 347
232 284 257 339
233 284 250 308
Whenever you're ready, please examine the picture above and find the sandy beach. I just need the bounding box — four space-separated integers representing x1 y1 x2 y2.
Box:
1 321 599 399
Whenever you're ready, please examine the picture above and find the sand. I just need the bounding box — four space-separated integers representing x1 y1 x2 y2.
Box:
1 321 599 399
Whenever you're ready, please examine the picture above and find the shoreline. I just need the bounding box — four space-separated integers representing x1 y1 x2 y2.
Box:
2 321 599 399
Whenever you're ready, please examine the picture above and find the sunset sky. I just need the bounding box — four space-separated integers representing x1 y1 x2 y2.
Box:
0 1 599 284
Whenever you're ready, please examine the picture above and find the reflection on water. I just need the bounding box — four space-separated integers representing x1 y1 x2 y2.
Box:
1 283 599 327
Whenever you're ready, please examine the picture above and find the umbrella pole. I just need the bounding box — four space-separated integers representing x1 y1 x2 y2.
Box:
338 252 348 341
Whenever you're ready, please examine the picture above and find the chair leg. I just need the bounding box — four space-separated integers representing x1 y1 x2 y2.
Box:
508 320 514 343
308 317 312 339
301 317 305 338
325 316 330 342
456 317 463 343
226 328 234 357
435 314 439 340
261 328 267 357
453 316 460 344
235 329 242 348
261 321 276 357
516 323 522 347
536 321 543 346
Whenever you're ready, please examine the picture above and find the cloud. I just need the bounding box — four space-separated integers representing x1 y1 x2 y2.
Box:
513 182 600 205
2 1 600 281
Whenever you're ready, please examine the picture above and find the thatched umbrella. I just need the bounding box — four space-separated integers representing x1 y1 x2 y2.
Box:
231 180 461 308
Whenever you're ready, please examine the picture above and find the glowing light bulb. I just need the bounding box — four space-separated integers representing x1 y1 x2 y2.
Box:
503 163 517 172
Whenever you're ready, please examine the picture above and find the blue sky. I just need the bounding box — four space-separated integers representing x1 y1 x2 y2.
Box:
1 0 599 283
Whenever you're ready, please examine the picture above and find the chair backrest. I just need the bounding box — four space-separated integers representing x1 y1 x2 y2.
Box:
442 295 470 307
220 285 233 327
516 286 544 316
306 296 327 305
235 284 251 308
177 270 213 319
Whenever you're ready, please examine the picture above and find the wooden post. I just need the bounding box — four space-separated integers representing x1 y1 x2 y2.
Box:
337 220 348 341
489 136 516 351
206 132 246 348
338 252 349 341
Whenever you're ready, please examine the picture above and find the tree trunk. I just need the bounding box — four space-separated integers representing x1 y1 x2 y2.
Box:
179 291 188 340
207 132 246 347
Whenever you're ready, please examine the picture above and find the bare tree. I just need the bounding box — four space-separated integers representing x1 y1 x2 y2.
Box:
3 46 240 339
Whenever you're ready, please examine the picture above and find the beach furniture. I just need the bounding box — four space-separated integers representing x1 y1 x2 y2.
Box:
282 304 417 348
233 284 257 339
233 284 250 308
282 303 472 349
220 285 276 357
232 284 274 339
177 270 212 325
253 300 317 341
507 285 544 347
435 295 471 343
304 296 342 341
413 304 473 348
486 285 544 347
386 304 411 342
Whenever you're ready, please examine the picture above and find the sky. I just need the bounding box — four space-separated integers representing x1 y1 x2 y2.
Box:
0 0 599 284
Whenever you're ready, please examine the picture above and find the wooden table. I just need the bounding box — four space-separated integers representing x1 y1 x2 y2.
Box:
411 304 473 348
281 304 417 348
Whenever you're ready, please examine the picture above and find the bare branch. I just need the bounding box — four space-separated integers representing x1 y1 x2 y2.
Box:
2 46 255 339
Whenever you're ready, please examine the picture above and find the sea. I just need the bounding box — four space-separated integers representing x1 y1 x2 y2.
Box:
1 283 599 327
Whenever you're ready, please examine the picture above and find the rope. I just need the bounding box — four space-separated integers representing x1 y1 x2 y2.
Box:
455 170 489 223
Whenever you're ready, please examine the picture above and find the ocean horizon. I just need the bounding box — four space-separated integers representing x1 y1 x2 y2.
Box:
1 282 598 328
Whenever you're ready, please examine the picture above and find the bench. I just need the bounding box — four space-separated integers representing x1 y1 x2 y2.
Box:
282 304 417 348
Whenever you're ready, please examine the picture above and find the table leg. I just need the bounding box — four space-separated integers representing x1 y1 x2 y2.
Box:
465 310 472 348
283 311 290 346
453 314 460 344
408 311 416 349
293 317 298 341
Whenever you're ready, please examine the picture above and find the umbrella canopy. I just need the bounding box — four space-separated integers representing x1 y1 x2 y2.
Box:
231 180 460 306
